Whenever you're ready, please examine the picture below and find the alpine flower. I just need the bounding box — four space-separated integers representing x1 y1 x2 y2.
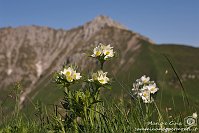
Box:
91 45 103 57
60 67 82 83
91 43 114 60
138 89 152 103
89 70 110 85
141 75 150 84
132 75 159 103
147 83 159 94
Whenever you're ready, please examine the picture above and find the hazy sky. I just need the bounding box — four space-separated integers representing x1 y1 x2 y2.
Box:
0 0 199 47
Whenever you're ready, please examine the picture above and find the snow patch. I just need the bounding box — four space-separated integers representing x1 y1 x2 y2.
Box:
7 68 13 75
36 61 43 77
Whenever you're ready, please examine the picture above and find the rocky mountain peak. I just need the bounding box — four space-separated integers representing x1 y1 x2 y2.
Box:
82 15 127 40
89 15 127 30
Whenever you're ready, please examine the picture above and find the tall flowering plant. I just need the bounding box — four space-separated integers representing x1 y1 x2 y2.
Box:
53 43 114 131
88 43 114 98
131 75 160 125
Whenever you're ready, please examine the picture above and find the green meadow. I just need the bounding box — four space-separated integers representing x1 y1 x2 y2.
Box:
0 43 198 133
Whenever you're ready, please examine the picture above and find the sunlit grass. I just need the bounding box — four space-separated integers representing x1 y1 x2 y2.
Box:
0 43 198 133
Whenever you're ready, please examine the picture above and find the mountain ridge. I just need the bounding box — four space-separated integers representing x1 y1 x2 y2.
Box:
0 16 198 112
0 16 155 106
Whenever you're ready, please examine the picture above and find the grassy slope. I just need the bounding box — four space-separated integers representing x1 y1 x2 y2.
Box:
30 43 199 114
114 43 199 113
1 43 198 118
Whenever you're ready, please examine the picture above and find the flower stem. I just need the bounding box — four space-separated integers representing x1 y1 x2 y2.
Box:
100 60 104 70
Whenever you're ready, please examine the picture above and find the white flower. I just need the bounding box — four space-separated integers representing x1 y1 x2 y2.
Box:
102 44 113 52
61 67 73 76
73 72 82 80
141 75 150 84
132 75 159 103
91 43 114 60
91 45 103 57
103 44 114 60
192 112 197 119
147 83 159 94
89 70 109 85
104 49 114 60
60 67 81 82
140 89 152 103
98 75 109 84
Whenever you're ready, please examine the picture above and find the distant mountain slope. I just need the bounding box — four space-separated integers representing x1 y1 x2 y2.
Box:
0 16 198 115
0 16 154 106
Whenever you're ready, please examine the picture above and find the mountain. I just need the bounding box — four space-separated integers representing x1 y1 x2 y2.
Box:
0 16 198 114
